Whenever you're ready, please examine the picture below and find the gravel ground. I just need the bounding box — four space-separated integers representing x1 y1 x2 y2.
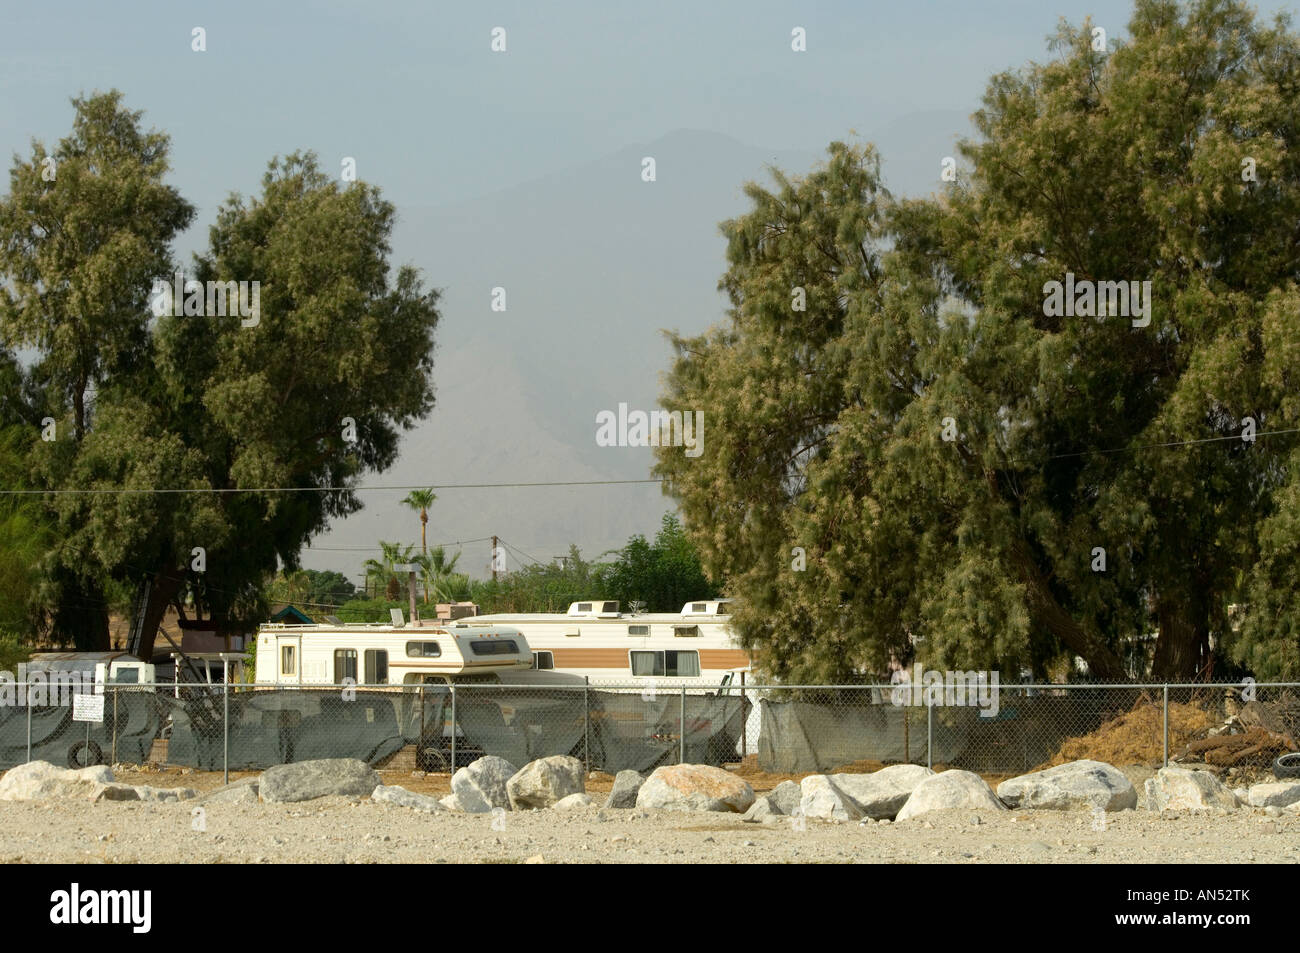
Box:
1 794 1297 864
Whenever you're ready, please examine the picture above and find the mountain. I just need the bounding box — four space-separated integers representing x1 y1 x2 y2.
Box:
305 114 973 580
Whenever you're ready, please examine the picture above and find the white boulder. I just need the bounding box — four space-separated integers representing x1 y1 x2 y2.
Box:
554 792 593 810
1144 767 1240 812
371 784 446 813
451 756 517 813
0 761 114 800
895 770 1007 821
635 764 754 813
507 756 585 810
1245 781 1300 809
997 760 1137 811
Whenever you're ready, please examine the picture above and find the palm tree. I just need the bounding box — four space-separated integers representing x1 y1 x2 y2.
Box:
364 541 416 601
414 546 462 604
402 488 437 600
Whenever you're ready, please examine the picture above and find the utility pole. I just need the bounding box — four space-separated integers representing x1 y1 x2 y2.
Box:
492 535 499 584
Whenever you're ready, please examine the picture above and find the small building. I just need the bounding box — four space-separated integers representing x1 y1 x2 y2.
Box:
269 605 314 626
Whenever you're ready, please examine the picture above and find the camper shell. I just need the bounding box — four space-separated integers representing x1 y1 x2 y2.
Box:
463 598 747 686
24 652 156 689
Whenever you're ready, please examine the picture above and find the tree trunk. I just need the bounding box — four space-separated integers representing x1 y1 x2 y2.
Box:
1151 600 1209 681
1012 542 1127 679
53 576 110 651
133 568 186 661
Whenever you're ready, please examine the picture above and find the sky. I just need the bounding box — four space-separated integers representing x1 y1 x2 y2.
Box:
2 0 1294 586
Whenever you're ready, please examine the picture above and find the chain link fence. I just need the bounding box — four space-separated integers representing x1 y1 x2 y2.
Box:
0 680 1295 779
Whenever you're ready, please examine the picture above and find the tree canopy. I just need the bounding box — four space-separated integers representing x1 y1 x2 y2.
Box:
655 0 1300 682
0 92 440 651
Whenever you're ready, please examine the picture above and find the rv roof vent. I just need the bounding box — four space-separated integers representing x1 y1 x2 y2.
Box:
567 601 620 617
324 615 342 625
389 609 405 627
681 599 732 616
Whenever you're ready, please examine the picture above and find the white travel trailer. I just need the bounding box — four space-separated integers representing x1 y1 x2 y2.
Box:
253 618 583 687
461 599 750 688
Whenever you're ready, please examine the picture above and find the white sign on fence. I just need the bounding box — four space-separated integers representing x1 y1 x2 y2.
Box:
72 693 104 723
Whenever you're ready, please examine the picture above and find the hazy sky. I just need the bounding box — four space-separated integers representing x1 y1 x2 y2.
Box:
3 1 1293 584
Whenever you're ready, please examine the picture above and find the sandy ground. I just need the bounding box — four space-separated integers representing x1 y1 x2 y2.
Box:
0 768 1296 864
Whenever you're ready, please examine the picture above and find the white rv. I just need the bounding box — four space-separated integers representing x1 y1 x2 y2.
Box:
460 599 750 688
253 618 583 687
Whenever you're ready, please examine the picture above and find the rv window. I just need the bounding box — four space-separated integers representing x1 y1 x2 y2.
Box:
715 603 729 615
112 669 139 684
691 603 707 613
630 651 658 677
532 651 554 671
364 650 388 685
627 625 649 636
666 651 700 677
469 639 519 656
629 650 701 678
602 601 618 613
576 603 592 612
406 641 442 658
673 625 700 638
334 649 358 684
281 646 296 676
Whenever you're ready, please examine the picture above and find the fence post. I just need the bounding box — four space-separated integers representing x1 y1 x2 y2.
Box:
583 677 590 773
903 699 910 764
1162 683 1169 768
25 682 31 764
740 671 747 760
450 684 457 771
926 696 933 770
111 687 118 766
418 684 425 771
223 677 230 784
679 685 686 765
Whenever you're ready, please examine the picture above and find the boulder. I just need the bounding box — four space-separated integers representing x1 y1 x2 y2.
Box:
1245 781 1300 809
1144 767 1240 812
895 770 1007 820
603 770 644 809
90 783 141 802
438 793 464 812
371 784 446 813
997 760 1136 812
451 756 517 813
90 783 196 803
768 780 803 816
741 795 782 823
800 775 861 821
0 761 114 801
259 758 380 803
138 785 196 802
635 764 755 813
831 765 936 819
507 756 585 810
554 793 593 810
197 778 260 805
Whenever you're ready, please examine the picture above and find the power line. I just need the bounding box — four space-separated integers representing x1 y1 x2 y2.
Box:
0 428 1291 499
1038 427 1300 462
306 537 493 553
497 537 545 568
0 479 667 497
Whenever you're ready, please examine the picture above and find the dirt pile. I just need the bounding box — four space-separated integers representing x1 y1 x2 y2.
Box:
1041 699 1217 769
